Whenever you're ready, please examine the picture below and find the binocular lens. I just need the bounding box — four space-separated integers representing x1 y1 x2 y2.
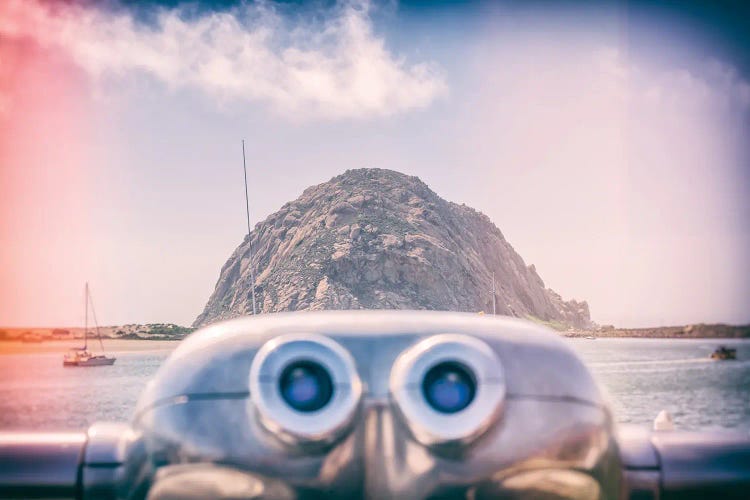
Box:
422 361 476 414
279 360 334 412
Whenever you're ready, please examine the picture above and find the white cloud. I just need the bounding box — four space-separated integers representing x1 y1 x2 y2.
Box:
0 0 447 120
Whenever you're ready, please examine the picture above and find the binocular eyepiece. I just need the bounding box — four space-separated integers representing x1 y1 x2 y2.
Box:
249 334 363 445
249 332 506 448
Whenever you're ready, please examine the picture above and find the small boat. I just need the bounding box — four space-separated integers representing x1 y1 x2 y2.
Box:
710 346 737 361
63 283 116 367
63 348 116 366
584 336 596 340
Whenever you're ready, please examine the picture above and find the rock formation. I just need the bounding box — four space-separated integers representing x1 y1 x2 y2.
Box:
194 168 592 329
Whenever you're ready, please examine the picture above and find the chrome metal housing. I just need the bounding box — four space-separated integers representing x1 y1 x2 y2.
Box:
390 333 506 446
127 311 619 498
249 333 362 445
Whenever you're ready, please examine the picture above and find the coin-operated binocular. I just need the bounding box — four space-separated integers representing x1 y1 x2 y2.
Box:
1 311 748 499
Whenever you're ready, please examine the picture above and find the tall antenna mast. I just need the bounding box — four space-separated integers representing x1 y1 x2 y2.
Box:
242 139 258 315
491 272 496 315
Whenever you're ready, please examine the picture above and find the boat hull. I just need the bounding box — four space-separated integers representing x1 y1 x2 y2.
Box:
710 353 736 360
63 357 116 367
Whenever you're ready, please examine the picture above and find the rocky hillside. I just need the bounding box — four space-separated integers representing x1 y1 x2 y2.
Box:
194 169 592 328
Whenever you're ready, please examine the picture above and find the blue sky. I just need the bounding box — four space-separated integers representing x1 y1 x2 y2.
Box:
1 0 748 328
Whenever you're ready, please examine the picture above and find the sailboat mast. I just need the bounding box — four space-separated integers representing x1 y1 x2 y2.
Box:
87 284 106 353
84 282 88 350
242 139 258 315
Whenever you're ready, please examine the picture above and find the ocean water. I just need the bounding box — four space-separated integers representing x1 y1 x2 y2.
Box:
570 338 750 431
0 345 172 430
0 338 748 431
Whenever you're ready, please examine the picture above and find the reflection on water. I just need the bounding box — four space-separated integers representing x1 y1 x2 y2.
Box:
0 338 748 431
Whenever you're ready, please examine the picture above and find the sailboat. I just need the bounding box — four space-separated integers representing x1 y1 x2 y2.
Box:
63 283 116 367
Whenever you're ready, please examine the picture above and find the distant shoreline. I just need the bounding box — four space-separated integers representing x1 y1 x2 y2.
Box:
1 321 748 346
564 323 750 339
0 323 193 344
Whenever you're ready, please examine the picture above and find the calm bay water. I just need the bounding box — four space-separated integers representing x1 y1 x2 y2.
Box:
0 338 748 431
0 343 172 430
571 338 750 430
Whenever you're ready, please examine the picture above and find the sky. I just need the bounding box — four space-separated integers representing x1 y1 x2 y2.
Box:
0 0 748 329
